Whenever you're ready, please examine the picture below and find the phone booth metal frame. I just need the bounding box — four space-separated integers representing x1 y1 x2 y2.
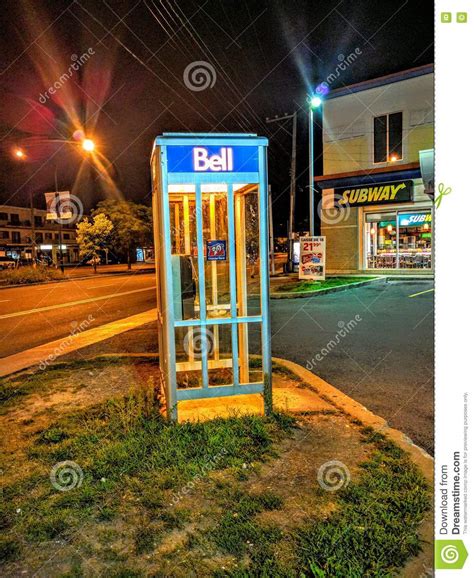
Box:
151 133 272 420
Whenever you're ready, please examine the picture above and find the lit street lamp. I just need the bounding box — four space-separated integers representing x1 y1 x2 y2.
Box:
12 135 96 270
308 94 323 235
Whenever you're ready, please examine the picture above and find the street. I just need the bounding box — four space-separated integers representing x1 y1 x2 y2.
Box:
20 277 434 453
269 280 434 453
0 273 156 358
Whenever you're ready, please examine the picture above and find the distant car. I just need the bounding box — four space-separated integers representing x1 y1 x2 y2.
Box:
0 256 17 270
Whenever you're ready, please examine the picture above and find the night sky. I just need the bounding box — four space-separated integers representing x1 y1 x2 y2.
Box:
0 0 434 234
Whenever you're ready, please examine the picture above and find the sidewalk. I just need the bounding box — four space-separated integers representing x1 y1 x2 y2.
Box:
0 309 157 377
62 263 155 278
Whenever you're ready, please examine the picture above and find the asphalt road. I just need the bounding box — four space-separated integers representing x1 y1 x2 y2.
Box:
269 280 434 453
0 273 156 358
1 275 434 453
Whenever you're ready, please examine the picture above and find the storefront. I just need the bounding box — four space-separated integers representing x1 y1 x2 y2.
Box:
317 169 434 275
364 208 432 270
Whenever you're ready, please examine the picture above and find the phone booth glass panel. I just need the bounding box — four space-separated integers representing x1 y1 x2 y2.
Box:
151 133 271 420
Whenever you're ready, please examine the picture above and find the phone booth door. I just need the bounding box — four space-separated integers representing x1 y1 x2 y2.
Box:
151 133 271 420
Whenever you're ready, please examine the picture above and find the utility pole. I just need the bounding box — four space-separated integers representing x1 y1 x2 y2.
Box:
30 191 37 267
268 184 275 275
266 111 297 273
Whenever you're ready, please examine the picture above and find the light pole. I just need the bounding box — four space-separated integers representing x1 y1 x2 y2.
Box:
308 95 322 235
266 112 297 272
12 148 38 266
12 136 96 269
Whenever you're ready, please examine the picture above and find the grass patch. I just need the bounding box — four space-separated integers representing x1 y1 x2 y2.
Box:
0 357 159 411
210 426 431 578
0 266 64 286
1 360 430 577
1 378 295 569
275 276 376 293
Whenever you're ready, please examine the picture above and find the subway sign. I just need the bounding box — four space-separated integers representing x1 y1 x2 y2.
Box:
335 180 413 207
166 145 259 173
398 212 431 227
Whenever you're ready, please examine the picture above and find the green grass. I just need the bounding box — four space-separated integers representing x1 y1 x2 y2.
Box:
0 265 64 286
0 357 158 410
0 365 430 576
275 276 376 293
212 426 431 577
0 380 295 566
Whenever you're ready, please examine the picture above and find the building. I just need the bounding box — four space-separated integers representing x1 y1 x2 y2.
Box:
0 204 79 264
316 64 434 275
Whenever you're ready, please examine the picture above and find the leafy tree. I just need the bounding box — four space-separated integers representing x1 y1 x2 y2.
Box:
93 200 153 270
76 213 114 273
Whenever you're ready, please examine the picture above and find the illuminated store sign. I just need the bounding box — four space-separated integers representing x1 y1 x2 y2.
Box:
398 212 432 227
335 180 413 207
166 145 259 173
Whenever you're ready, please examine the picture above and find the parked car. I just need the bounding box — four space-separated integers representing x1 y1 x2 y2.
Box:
0 256 17 270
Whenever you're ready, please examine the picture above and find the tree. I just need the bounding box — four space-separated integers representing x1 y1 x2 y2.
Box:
76 213 113 273
93 200 152 270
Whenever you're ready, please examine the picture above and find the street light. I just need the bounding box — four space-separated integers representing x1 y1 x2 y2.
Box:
308 93 323 235
82 138 95 152
13 147 26 160
12 133 96 270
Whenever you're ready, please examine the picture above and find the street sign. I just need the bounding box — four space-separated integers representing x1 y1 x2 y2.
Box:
206 240 227 261
45 191 72 220
299 236 326 280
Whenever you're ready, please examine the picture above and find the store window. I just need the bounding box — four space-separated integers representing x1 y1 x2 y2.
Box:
374 112 403 163
365 210 432 269
397 212 432 268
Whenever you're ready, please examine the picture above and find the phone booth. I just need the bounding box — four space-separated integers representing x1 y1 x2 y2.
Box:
151 133 272 420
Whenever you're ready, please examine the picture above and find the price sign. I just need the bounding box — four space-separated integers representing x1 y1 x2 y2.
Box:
299 236 326 280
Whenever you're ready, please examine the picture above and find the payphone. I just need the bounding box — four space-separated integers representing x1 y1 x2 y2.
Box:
151 133 271 420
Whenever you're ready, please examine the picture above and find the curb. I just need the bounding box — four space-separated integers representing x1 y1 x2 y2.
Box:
272 356 434 578
0 268 155 290
271 276 385 299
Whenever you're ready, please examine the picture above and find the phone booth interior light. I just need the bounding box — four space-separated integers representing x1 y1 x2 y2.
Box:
151 133 272 420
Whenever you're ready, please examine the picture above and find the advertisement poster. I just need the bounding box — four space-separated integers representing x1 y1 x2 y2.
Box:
45 191 72 220
299 236 326 280
206 240 227 261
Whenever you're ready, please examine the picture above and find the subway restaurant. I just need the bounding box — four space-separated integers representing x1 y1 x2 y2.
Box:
316 163 434 274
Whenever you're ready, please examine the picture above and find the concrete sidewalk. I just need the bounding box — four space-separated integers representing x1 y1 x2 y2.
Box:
0 308 157 377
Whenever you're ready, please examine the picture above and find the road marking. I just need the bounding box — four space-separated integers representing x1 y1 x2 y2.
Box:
408 288 434 298
0 309 157 377
85 283 116 289
0 287 155 320
0 299 11 303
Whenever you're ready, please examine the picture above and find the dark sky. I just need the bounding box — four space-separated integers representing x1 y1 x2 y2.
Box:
0 0 434 234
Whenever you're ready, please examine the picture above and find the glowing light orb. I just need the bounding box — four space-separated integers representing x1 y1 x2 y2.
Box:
82 138 95 152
